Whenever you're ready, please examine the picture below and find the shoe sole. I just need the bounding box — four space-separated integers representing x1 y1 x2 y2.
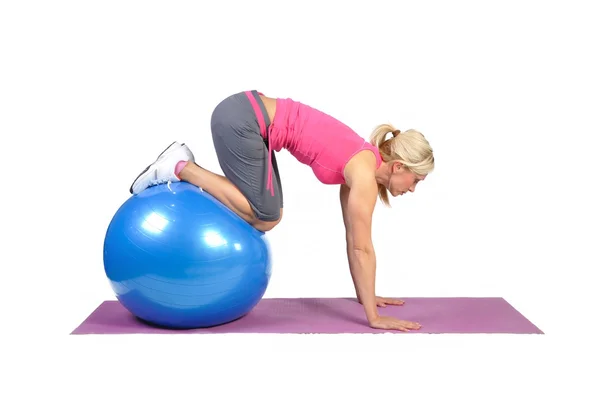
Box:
129 141 183 194
156 141 184 160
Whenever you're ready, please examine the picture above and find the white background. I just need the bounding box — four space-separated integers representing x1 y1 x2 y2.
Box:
2 0 599 396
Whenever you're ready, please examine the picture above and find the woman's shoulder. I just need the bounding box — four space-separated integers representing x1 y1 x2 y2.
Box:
343 147 380 186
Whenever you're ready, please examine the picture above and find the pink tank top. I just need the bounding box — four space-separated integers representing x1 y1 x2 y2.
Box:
245 92 382 196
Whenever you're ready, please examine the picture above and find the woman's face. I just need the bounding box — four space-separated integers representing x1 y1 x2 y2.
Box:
388 162 426 197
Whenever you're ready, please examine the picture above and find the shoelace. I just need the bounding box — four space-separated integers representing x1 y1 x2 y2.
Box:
149 178 171 186
149 168 172 187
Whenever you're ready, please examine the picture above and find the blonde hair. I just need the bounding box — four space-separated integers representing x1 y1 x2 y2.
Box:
369 123 435 206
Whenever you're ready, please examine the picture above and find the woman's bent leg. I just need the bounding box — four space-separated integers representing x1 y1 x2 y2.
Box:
204 90 284 231
179 161 282 232
178 161 254 222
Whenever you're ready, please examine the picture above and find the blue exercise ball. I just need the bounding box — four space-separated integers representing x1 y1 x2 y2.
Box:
103 181 272 329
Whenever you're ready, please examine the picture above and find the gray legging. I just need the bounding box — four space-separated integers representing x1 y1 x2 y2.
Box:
209 90 283 222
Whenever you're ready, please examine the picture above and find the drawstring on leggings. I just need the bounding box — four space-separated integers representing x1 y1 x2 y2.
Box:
265 124 275 197
245 90 275 197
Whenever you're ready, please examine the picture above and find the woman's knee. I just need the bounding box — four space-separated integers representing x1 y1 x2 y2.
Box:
253 208 283 231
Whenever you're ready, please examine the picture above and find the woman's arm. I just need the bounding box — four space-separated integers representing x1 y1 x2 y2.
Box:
339 185 360 301
339 174 379 324
339 154 423 332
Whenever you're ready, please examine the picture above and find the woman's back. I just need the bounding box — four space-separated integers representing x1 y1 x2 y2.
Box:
262 94 381 185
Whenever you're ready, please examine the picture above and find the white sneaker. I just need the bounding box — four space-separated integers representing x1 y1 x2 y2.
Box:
155 141 181 160
129 143 195 195
155 141 195 160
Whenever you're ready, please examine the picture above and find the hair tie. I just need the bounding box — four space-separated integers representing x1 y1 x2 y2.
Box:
392 129 401 138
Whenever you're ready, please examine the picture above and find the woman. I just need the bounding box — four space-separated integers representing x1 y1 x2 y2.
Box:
129 90 435 332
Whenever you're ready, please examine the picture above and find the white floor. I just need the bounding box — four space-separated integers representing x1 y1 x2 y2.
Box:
7 327 597 397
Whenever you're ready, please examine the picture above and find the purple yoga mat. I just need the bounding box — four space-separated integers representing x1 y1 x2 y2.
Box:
71 297 543 334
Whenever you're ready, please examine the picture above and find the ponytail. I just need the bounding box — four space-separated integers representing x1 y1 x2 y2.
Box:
369 124 399 206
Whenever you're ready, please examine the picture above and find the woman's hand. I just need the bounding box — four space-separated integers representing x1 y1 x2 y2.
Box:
359 296 404 307
369 316 421 332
